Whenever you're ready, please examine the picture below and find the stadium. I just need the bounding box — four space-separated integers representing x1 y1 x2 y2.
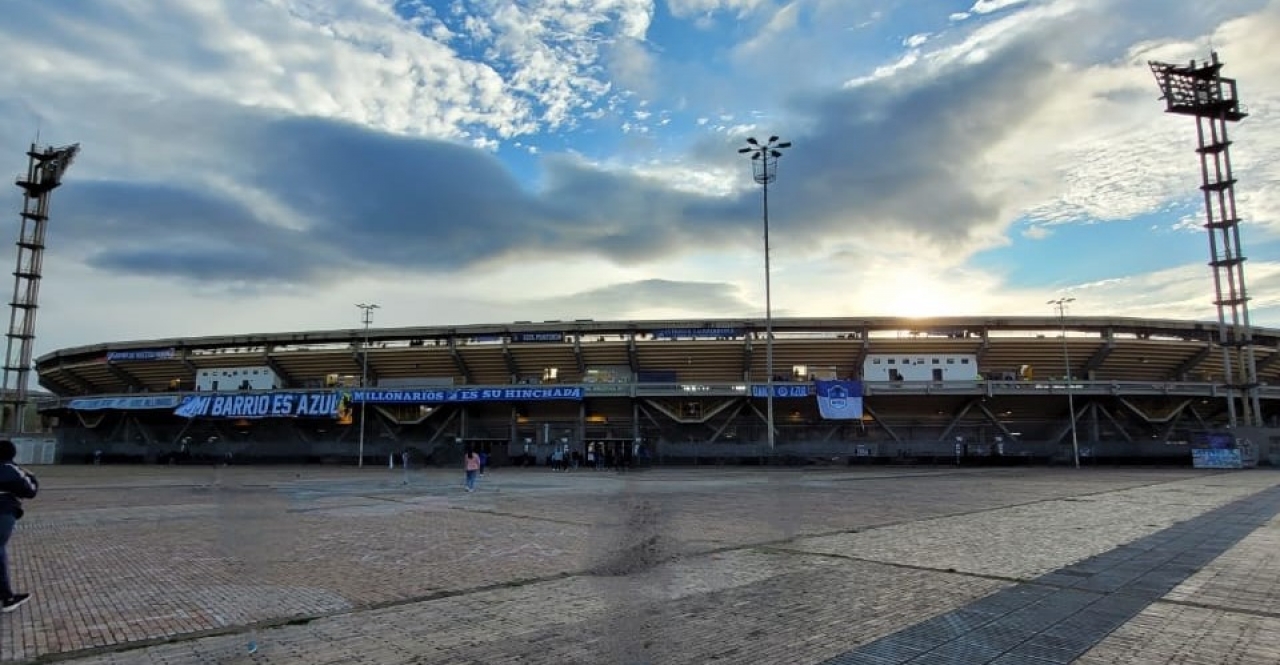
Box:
13 52 1280 469
30 315 1280 467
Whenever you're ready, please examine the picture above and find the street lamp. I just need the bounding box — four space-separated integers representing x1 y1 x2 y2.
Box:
739 136 791 455
1048 297 1080 468
356 302 380 468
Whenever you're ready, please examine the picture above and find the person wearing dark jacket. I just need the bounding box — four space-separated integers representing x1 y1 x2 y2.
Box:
0 439 38 613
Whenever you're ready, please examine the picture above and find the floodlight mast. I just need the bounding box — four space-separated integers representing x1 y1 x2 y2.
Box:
738 136 791 455
1048 297 1080 469
356 303 380 467
1149 51 1260 427
2 142 79 435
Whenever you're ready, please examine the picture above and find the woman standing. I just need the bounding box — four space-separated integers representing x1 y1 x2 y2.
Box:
463 449 481 492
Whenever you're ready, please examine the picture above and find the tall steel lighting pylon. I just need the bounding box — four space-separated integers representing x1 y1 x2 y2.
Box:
738 136 791 454
2 142 79 434
1150 52 1260 427
356 302 379 467
1048 297 1080 469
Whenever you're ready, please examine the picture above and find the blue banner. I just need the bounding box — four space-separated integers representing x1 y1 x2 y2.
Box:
653 327 740 339
352 387 584 403
107 348 176 362
68 395 182 411
750 385 811 398
1192 448 1243 469
815 380 863 420
174 392 341 419
512 332 564 343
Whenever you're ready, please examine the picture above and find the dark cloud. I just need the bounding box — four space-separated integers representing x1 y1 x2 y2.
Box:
525 278 752 316
54 180 322 280
771 39 1059 246
247 116 542 269
20 43 1055 285
538 156 752 261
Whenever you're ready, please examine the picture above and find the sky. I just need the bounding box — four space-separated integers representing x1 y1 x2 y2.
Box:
1 0 1278 356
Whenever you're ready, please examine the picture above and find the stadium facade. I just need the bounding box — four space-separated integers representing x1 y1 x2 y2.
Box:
32 316 1280 466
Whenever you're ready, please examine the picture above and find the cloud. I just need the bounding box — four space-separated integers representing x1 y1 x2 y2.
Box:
21 0 1280 292
523 278 753 318
666 0 771 20
6 0 1280 358
904 33 931 48
951 0 1032 21
0 0 655 148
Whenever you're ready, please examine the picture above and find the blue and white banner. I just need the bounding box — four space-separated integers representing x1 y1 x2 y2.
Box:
68 395 182 411
815 380 863 420
750 385 811 398
175 392 342 419
106 348 176 362
352 386 584 404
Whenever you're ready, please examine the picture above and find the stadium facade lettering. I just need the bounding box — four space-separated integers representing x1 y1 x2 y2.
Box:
106 348 176 362
750 385 813 398
352 387 584 403
69 395 182 411
175 392 340 419
653 327 741 339
511 332 565 343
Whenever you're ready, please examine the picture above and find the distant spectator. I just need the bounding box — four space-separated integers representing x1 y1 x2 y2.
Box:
463 450 481 492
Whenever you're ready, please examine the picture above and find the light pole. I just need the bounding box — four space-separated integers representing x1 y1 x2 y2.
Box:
739 136 791 455
1048 297 1080 468
356 303 379 468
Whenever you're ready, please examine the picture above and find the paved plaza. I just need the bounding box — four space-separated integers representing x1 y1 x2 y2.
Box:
1 463 1278 664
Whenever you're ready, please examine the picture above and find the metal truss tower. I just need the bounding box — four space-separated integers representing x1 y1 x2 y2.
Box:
1150 52 1260 428
1 142 79 434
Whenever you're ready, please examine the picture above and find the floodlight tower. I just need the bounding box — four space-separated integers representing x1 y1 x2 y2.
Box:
1048 297 1080 468
356 302 379 467
738 136 791 454
1150 52 1260 427
2 143 79 434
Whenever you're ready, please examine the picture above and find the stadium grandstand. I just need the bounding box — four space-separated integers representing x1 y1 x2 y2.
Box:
32 316 1280 467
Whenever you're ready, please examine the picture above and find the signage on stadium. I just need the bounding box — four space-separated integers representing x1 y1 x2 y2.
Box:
352 387 583 403
68 395 182 411
750 385 812 398
652 327 740 339
174 392 342 419
106 348 177 362
511 332 565 343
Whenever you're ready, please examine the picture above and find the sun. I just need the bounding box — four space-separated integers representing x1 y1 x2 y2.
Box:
879 273 968 318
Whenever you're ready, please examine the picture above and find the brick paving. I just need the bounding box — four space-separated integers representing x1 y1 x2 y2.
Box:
0 466 1275 664
818 484 1280 664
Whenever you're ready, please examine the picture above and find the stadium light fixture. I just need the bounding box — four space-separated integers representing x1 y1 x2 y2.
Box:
1048 297 1080 469
740 136 791 455
356 303 380 468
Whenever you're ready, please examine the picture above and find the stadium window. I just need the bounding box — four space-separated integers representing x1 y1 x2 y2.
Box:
932 358 940 364
542 367 559 382
887 358 895 365
961 358 970 364
947 358 955 364
873 358 882 364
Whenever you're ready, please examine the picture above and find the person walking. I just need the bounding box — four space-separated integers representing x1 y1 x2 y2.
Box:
0 439 38 613
463 449 481 492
